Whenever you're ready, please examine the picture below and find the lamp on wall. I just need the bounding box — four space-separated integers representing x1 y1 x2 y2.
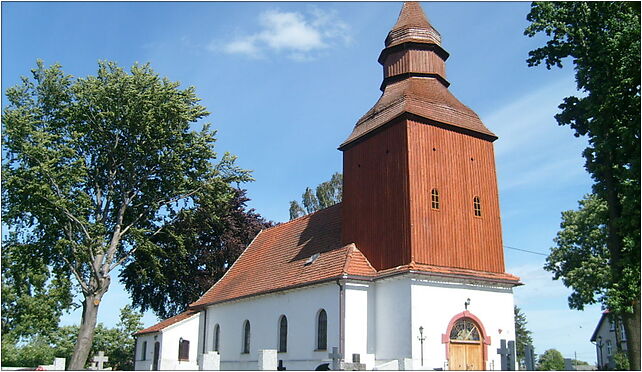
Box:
464 298 471 310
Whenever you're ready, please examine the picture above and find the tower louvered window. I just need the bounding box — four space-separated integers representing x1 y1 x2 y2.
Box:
431 189 440 209
473 196 481 216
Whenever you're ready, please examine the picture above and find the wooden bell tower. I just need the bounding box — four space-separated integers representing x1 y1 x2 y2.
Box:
340 2 506 274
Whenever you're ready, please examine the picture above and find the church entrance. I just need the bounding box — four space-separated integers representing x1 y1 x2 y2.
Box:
447 318 483 370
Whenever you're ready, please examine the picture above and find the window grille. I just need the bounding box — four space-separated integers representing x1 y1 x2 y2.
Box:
449 318 481 341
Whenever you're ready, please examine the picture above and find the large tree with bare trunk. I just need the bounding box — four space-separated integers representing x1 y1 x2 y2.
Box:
1 60 250 369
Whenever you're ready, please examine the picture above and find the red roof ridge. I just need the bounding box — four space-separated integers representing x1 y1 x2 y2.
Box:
134 309 199 335
341 243 357 274
259 202 343 234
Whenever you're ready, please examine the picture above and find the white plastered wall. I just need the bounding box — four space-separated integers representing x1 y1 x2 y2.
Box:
202 282 340 370
373 276 413 365
410 276 516 370
159 314 201 370
134 333 157 371
343 281 376 369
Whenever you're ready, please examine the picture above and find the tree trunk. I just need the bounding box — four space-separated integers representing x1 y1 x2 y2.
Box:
68 281 110 370
623 300 641 370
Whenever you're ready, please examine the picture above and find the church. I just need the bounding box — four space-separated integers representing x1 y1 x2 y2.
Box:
133 2 521 370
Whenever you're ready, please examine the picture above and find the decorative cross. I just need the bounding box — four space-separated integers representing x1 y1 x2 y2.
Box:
329 347 342 371
92 351 109 370
496 340 515 371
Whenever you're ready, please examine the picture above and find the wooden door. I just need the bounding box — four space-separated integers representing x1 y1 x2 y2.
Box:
152 342 160 370
448 342 483 370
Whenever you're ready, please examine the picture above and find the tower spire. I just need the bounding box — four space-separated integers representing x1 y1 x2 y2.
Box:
386 1 441 47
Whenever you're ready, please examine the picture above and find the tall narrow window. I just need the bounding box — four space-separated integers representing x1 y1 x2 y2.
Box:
473 196 482 216
141 341 147 361
242 320 251 354
213 324 220 352
278 315 288 352
178 339 190 361
317 309 327 350
431 189 440 209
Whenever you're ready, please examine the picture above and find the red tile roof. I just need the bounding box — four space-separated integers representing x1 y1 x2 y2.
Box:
134 310 199 335
190 203 378 308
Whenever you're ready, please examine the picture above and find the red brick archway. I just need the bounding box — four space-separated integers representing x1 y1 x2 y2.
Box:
441 311 491 369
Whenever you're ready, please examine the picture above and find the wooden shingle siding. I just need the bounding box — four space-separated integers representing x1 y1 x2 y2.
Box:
342 118 411 271
407 118 505 273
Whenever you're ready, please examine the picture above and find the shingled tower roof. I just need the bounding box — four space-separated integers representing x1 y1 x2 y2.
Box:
340 2 497 149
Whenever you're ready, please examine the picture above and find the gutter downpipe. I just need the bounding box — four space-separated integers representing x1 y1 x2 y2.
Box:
337 279 346 359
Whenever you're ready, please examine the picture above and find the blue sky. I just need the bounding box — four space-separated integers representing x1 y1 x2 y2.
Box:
2 1 601 364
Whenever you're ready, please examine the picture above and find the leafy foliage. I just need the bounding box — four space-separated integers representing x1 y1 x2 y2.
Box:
1 306 143 370
545 194 610 309
525 2 640 368
289 172 342 220
536 349 565 371
514 306 533 368
2 60 250 368
121 188 271 319
614 351 630 371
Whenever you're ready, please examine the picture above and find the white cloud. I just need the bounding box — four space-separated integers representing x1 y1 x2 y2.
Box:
221 8 350 60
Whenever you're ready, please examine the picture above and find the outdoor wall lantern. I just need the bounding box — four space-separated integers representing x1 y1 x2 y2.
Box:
464 298 471 310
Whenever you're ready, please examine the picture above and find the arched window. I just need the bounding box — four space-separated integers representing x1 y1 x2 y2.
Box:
449 318 481 341
213 324 220 352
242 320 251 354
178 338 190 361
317 309 327 350
278 315 288 352
431 189 440 209
473 196 482 217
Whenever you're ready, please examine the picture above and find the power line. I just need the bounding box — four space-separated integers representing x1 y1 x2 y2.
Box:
503 245 548 256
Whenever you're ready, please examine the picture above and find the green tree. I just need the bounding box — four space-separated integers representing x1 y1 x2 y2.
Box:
537 349 565 371
525 3 641 368
289 172 342 220
121 188 271 319
514 306 534 368
2 60 250 369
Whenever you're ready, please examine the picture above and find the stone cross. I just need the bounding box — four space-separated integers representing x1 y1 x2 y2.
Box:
92 351 109 370
277 360 286 371
329 347 342 371
497 340 516 371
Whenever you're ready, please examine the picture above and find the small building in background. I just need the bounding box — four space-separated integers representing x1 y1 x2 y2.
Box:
589 310 627 370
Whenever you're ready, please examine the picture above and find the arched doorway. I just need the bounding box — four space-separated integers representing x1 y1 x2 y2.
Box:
448 318 483 370
442 311 490 371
